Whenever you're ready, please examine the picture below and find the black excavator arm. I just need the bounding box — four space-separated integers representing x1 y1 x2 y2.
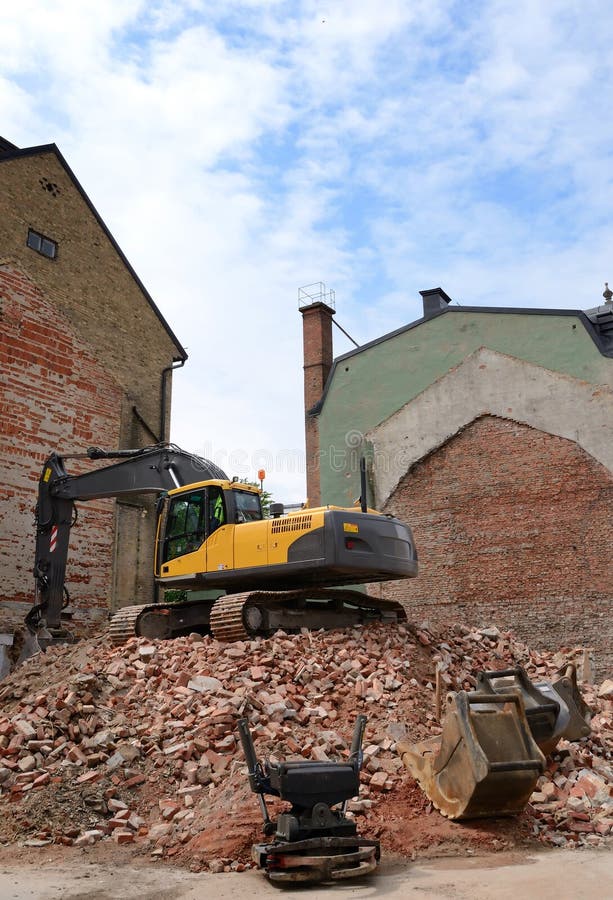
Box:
29 444 227 638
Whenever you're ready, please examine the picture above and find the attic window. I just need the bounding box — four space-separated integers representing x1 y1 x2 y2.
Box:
27 228 57 260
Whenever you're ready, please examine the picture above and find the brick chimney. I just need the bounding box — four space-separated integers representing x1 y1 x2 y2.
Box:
300 299 335 506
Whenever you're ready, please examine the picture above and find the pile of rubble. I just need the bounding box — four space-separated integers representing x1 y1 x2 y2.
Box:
0 620 609 869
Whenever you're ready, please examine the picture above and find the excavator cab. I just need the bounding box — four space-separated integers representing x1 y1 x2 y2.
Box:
156 482 254 563
154 481 263 577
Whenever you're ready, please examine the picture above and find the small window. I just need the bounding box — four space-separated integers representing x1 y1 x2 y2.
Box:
208 487 226 533
27 228 57 260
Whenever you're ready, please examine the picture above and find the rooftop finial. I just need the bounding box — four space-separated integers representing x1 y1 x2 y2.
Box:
604 282 613 306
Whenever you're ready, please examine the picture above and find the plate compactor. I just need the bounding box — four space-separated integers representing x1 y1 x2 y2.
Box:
238 715 379 884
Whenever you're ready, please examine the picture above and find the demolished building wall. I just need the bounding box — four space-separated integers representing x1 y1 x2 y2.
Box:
301 293 613 677
0 264 122 626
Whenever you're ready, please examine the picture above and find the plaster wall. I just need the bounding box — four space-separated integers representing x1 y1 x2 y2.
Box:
316 310 613 506
368 347 613 507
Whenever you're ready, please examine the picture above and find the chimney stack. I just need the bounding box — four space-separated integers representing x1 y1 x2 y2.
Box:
299 285 335 506
420 287 452 319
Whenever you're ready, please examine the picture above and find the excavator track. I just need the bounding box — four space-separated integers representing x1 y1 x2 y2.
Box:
210 588 406 642
109 599 218 644
109 590 407 645
209 592 252 642
109 605 150 645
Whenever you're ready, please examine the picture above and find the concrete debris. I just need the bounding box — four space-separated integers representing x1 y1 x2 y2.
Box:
597 679 613 700
0 620 609 869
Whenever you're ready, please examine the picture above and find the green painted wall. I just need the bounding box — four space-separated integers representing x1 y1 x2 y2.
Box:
317 310 613 506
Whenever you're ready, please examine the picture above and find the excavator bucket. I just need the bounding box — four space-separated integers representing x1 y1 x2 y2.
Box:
399 691 545 820
475 666 591 755
17 619 56 666
551 664 592 743
475 667 562 755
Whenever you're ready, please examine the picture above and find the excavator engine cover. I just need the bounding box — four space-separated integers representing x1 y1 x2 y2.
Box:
400 691 545 820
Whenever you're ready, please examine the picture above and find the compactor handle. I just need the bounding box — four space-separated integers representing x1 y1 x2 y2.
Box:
237 718 274 833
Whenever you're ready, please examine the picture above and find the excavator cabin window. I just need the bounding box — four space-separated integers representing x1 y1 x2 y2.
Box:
208 486 226 533
163 488 227 562
234 489 262 523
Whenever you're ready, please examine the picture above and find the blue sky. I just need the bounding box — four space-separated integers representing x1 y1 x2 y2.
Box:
2 0 613 500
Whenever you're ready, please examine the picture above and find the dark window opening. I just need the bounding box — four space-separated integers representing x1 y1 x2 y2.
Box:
162 487 228 562
27 228 57 260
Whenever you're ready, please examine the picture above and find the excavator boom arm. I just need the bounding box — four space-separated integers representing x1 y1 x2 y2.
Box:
31 444 227 632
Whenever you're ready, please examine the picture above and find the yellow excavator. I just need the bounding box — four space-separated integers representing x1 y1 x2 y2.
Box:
28 443 417 649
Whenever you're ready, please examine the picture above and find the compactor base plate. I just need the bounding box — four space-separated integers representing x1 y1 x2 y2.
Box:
252 835 380 883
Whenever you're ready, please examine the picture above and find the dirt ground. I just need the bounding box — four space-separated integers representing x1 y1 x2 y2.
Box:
0 848 610 899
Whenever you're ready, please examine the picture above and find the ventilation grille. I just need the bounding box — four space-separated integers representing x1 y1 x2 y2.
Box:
271 514 313 534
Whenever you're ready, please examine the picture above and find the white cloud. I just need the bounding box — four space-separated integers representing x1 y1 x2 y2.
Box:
1 0 613 501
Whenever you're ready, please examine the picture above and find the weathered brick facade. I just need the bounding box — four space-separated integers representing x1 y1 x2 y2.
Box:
0 139 186 625
378 415 613 674
0 264 121 626
0 144 185 441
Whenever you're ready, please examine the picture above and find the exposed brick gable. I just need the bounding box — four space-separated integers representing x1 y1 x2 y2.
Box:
380 415 613 675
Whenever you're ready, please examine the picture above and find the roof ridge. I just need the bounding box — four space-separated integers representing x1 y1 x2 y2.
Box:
0 142 187 360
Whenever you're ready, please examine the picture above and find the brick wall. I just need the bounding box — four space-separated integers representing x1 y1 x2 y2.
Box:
0 150 182 442
0 264 123 627
380 415 613 676
0 146 185 615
